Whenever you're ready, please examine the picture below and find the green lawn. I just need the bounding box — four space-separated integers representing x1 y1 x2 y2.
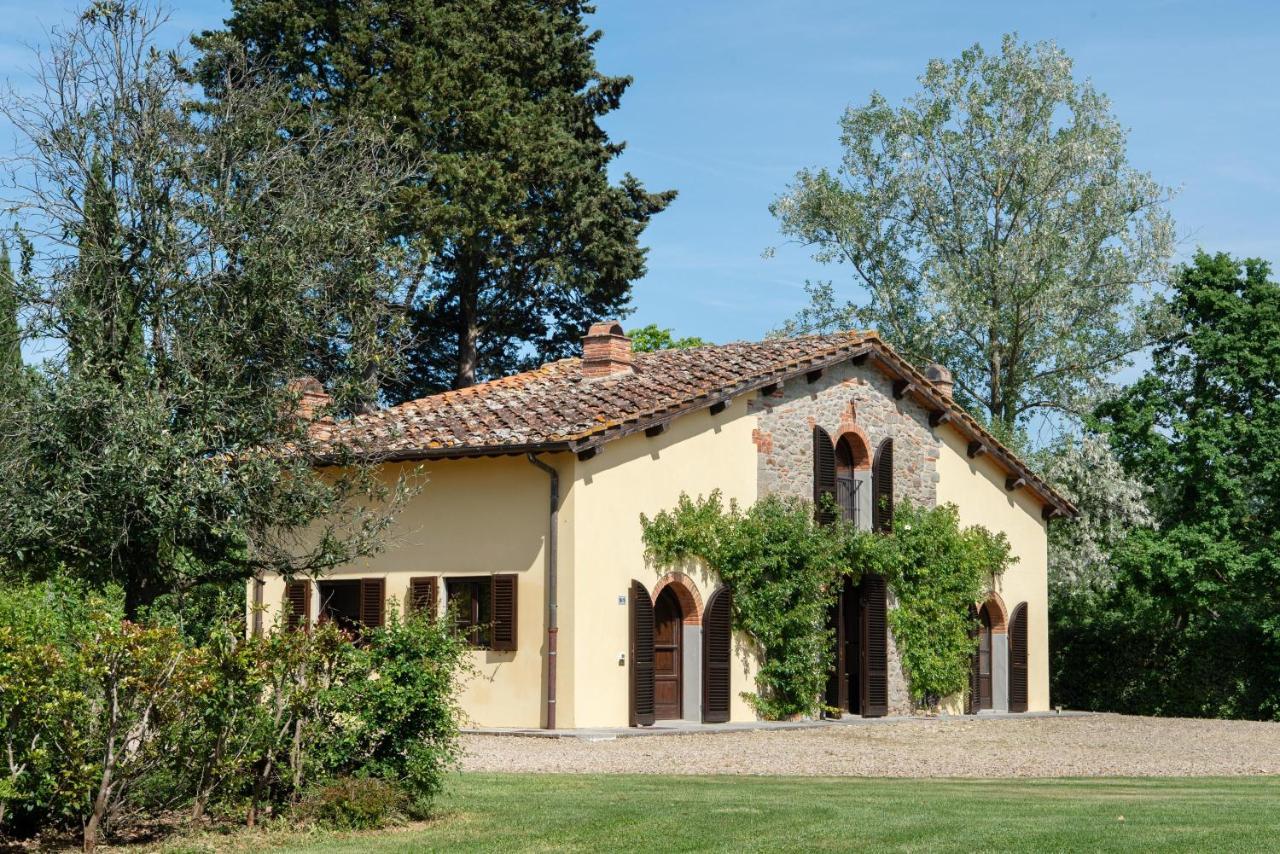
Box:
247 773 1280 853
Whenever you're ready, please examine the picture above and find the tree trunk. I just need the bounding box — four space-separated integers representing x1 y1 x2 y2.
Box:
454 282 479 390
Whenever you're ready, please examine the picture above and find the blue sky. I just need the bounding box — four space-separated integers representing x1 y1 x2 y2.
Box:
2 0 1277 345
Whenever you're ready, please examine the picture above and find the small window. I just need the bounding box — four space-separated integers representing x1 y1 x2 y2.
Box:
316 578 384 642
317 580 363 635
447 577 493 648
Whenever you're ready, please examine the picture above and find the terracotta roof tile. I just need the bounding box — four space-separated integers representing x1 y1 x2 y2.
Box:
310 331 1076 517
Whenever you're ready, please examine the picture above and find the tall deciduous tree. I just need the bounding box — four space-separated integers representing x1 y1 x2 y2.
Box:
628 324 707 353
0 2 416 617
1054 251 1280 719
1037 433 1153 595
196 0 675 397
772 34 1174 434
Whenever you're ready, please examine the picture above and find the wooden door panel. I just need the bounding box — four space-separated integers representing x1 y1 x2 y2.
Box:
653 588 683 720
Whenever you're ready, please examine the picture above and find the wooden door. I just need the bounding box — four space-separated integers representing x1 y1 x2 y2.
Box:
1008 603 1028 713
825 577 860 714
824 582 848 713
702 588 732 723
859 574 889 717
630 581 655 727
977 605 993 711
653 587 683 720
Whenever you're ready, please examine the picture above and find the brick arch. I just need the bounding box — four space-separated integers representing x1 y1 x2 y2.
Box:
835 425 872 471
978 591 1008 635
652 572 704 625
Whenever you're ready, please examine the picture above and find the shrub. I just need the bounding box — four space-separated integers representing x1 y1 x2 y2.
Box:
295 777 407 830
0 584 471 845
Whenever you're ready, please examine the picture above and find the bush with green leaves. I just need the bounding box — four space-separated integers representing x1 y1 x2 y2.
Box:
0 583 470 847
295 777 408 831
642 493 1011 718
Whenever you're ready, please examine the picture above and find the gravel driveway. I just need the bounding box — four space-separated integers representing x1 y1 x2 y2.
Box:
462 714 1280 777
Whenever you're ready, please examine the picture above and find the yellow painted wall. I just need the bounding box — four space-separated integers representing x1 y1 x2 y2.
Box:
250 455 562 728
250 383 1055 729
569 394 761 727
934 425 1051 712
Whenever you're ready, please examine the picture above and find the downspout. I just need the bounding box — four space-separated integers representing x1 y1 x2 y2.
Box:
526 453 559 729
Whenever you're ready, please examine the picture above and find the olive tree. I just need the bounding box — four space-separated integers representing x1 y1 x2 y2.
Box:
772 34 1175 435
0 2 419 617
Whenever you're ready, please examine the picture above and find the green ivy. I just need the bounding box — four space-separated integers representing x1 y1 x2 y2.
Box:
641 493 1012 718
883 503 1015 706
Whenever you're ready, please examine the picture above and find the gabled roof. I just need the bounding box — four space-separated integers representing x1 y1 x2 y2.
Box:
311 331 1076 518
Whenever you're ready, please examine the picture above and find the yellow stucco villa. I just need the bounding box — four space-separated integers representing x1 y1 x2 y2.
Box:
249 323 1075 729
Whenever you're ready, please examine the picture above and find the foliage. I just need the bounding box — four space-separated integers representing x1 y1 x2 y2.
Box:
0 2 416 618
628 324 708 353
643 493 849 719
307 607 471 817
0 241 20 382
641 493 1009 717
1037 433 1153 595
1054 251 1280 720
882 503 1013 706
197 0 675 395
294 777 407 831
771 34 1174 432
0 583 470 846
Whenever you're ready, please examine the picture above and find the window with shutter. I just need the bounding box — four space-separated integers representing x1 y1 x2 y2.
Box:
284 579 310 632
445 577 492 647
702 587 733 723
813 426 837 525
860 574 889 717
491 574 518 651
872 438 894 533
630 580 656 726
360 578 385 631
408 576 438 617
1009 603 1029 713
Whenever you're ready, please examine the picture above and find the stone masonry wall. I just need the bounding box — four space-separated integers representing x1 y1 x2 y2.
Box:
747 357 942 716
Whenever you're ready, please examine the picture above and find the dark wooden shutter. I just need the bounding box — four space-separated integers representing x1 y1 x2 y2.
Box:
966 603 980 715
813 426 837 525
1009 602 1029 713
284 579 310 632
872 438 894 533
861 574 889 717
409 576 438 617
360 578 385 630
252 577 265 637
702 587 733 723
491 574 518 651
630 580 656 727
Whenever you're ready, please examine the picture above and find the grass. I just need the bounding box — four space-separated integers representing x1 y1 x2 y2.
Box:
157 773 1280 853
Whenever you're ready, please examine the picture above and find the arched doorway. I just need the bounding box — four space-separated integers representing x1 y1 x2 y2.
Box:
968 595 1009 713
653 587 683 720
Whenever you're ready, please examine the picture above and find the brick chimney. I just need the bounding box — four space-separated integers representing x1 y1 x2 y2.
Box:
581 321 633 379
924 363 954 399
287 376 332 420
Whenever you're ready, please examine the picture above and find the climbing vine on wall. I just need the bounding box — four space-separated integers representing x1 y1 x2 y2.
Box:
641 493 1012 718
882 503 1014 707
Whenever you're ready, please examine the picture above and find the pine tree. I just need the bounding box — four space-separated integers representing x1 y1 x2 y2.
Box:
196 0 675 396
